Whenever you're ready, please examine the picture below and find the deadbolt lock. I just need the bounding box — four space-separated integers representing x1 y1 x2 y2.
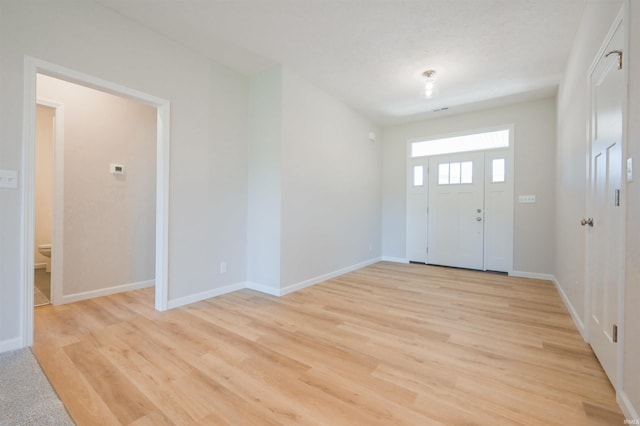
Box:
580 218 594 227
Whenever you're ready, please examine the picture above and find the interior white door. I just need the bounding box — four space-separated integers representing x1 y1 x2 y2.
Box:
428 152 484 269
587 22 624 388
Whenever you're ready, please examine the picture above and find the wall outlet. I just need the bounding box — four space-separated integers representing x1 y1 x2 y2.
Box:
0 170 18 189
518 195 536 203
220 262 227 274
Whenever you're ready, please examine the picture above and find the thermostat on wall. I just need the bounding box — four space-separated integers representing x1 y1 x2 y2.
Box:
110 163 126 175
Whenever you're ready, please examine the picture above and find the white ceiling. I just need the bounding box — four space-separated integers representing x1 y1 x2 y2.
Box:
94 0 587 125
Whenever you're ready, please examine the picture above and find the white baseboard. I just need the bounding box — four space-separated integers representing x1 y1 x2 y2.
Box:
279 257 381 296
511 272 585 339
167 282 245 309
381 256 409 263
61 279 155 305
0 337 24 354
510 270 555 281
551 275 586 339
620 390 640 423
245 281 280 296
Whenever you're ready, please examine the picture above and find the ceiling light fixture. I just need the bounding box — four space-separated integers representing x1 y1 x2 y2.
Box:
422 70 438 99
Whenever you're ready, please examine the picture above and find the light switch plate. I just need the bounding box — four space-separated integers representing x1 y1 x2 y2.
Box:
110 163 126 175
518 195 536 203
627 157 633 182
0 169 18 189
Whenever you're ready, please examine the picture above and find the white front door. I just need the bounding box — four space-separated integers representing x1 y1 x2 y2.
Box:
428 152 484 269
587 20 625 388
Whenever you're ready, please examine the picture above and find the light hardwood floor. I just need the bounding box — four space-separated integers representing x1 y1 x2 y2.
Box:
33 262 623 425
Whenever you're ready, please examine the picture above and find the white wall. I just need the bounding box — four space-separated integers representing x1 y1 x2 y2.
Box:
247 67 382 292
280 68 382 288
37 75 156 297
247 68 283 290
382 97 557 275
0 0 248 348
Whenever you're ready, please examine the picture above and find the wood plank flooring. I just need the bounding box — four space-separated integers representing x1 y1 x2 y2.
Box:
33 262 623 425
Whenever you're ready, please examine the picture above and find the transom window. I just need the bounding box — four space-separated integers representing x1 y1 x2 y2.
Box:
411 129 509 158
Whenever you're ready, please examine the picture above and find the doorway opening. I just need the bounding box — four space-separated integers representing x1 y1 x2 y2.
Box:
22 57 170 347
33 102 57 306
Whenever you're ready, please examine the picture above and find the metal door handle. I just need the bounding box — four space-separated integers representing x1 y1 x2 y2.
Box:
581 218 594 227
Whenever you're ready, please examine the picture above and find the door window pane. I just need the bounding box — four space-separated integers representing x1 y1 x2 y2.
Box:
413 165 424 186
461 161 473 184
449 162 461 184
439 161 473 185
438 163 449 184
492 158 505 183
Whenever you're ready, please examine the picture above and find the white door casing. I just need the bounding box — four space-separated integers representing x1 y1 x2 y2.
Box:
586 15 626 389
22 57 171 347
35 98 64 305
406 137 513 273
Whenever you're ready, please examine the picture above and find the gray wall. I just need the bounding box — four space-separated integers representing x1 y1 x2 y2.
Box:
0 0 248 346
382 97 557 275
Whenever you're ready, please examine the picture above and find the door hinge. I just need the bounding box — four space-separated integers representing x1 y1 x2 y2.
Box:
613 324 618 343
615 189 620 206
606 49 623 70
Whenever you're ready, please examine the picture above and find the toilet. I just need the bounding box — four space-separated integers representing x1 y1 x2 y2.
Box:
38 243 51 258
38 244 52 272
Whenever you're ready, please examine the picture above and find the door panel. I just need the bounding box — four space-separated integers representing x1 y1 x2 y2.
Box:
588 21 624 388
428 152 484 269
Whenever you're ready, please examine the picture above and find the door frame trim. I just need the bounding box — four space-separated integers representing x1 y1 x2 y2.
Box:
405 125 515 273
584 2 628 392
22 57 171 347
34 98 64 305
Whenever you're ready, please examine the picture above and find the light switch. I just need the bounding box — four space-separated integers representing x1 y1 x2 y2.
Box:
627 157 633 182
0 169 18 189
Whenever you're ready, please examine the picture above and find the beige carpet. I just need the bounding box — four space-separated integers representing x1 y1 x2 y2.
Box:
0 348 74 425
